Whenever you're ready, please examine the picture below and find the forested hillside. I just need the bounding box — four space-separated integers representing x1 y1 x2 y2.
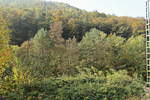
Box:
0 0 146 100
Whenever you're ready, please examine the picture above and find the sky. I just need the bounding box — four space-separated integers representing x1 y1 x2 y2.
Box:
47 0 145 17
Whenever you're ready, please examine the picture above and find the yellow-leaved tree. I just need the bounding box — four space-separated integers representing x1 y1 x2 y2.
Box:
0 8 13 77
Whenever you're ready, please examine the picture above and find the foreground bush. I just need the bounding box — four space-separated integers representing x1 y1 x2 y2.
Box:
4 70 144 100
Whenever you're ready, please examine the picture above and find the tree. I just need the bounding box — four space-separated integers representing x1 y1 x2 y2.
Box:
33 28 53 53
62 37 79 75
120 35 145 77
16 28 54 79
9 8 41 45
49 21 64 46
79 28 113 72
0 9 13 77
105 34 125 68
130 18 145 35
0 8 16 96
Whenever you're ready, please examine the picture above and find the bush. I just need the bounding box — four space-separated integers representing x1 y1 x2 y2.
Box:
5 70 144 100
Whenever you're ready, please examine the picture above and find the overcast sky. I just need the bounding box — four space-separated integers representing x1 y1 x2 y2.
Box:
46 0 145 17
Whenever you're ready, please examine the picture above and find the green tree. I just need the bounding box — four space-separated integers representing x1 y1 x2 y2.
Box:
16 28 53 79
62 37 79 75
33 28 53 53
79 28 113 72
120 35 145 77
105 34 125 68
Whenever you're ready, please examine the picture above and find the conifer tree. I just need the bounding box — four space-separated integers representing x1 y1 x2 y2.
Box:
33 28 53 54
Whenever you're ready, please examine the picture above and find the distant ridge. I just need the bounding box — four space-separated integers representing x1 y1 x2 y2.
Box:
0 0 80 10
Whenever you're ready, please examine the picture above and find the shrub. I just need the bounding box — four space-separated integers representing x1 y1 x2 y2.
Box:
5 70 144 100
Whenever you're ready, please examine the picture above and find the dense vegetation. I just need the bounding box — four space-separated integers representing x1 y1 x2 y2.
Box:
0 0 146 99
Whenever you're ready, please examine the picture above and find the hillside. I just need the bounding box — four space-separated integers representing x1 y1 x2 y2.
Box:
0 0 145 45
0 0 147 100
0 0 79 10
